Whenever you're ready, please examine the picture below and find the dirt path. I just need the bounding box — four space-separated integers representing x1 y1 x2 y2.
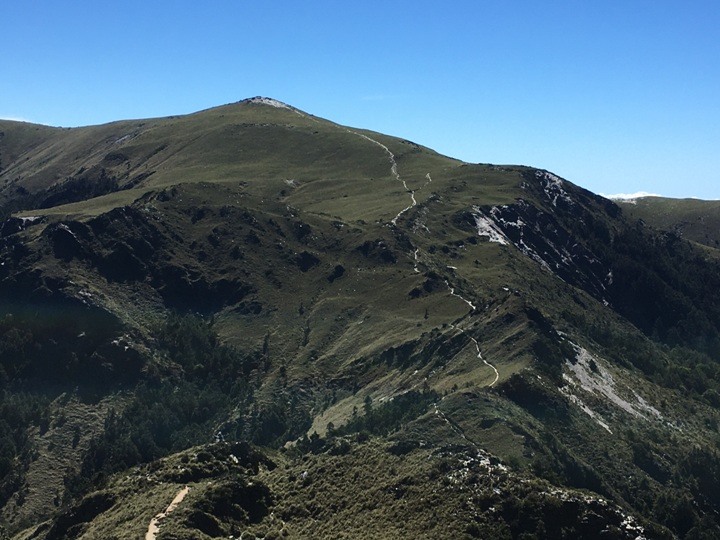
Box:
145 486 190 540
391 190 417 226
348 131 417 226
445 280 477 311
393 172 432 226
278 98 423 229
446 284 500 387
285 99 499 390
468 334 499 387
355 130 499 389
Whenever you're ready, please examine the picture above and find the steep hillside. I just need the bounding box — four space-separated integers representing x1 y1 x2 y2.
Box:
1 98 720 538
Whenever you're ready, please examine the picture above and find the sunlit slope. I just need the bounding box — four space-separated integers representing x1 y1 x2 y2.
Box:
2 99 494 222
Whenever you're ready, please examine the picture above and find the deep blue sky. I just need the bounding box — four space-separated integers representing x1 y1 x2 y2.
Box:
2 1 719 199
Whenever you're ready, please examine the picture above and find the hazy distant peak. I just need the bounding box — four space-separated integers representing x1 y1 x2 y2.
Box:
602 191 662 204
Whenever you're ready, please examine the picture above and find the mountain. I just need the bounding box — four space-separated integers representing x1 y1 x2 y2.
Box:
1 97 720 539
616 196 720 251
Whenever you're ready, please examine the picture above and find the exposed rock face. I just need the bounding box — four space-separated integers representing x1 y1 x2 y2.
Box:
476 201 610 302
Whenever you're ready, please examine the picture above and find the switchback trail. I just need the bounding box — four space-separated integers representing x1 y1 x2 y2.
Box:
284 98 499 389
447 285 500 388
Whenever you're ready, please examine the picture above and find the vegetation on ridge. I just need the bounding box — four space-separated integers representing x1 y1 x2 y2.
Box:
0 100 719 538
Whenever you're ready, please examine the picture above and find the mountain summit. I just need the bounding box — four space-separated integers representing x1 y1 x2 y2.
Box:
0 101 719 538
242 96 295 109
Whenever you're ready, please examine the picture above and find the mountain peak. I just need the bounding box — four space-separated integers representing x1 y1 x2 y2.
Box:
242 96 293 110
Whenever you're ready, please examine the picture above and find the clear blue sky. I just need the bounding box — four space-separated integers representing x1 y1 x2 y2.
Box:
2 1 719 199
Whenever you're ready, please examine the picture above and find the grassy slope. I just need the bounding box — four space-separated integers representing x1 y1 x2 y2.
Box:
2 100 720 538
618 196 720 250
1 101 547 534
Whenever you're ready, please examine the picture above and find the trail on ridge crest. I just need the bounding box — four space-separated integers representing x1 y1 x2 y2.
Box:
145 486 190 540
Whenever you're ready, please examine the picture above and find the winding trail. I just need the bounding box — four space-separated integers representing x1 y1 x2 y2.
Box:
468 334 500 387
272 100 497 388
445 280 477 312
446 285 500 388
281 98 420 228
349 132 417 226
270 97 422 229
391 190 417 226
145 486 190 540
342 119 501 390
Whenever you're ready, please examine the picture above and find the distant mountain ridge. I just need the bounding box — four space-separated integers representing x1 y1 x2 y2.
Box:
615 195 720 250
